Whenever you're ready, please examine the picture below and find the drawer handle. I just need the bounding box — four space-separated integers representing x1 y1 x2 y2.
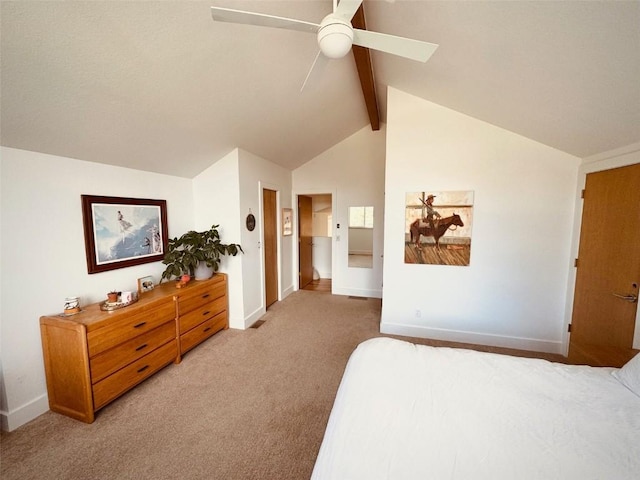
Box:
133 322 147 329
202 294 210 299
135 343 148 351
137 365 149 373
203 327 211 333
202 311 211 316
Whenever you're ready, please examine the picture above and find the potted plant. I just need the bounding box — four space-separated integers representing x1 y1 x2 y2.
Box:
160 224 243 282
107 290 119 303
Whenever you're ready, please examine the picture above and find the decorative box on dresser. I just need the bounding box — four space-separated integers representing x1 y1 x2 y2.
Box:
40 273 228 423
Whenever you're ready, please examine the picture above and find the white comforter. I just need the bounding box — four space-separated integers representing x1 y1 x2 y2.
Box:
312 337 640 480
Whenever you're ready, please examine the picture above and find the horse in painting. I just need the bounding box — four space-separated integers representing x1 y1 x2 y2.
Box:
409 214 464 250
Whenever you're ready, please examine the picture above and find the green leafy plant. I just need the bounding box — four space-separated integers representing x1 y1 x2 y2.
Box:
160 224 243 282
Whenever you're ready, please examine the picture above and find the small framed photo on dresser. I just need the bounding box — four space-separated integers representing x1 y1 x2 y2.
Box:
137 275 155 294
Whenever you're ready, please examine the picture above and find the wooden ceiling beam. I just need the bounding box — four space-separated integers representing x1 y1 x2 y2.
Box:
351 5 380 131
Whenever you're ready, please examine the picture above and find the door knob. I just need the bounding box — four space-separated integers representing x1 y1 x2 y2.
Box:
612 293 638 303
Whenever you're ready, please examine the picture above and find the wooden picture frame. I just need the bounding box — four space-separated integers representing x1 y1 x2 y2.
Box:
282 208 293 236
81 195 168 274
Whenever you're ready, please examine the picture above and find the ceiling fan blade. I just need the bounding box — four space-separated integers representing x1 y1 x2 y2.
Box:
333 0 364 21
352 29 439 63
301 51 329 92
211 7 319 34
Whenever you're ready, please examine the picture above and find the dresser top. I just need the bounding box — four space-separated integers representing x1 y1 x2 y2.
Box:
40 273 226 329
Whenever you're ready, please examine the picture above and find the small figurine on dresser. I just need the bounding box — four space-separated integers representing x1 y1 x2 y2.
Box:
63 296 80 315
176 274 191 289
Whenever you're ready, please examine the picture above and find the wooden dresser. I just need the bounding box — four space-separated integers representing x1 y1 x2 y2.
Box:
40 274 228 423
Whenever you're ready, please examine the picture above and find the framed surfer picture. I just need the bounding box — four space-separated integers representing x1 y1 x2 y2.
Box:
405 191 474 266
81 195 168 274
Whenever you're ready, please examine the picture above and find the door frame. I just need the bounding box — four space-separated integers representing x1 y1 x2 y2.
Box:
292 189 337 292
563 145 640 356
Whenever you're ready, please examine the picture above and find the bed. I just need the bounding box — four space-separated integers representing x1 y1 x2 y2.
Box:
311 337 640 480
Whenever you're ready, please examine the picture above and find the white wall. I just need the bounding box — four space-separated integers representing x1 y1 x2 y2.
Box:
312 237 332 279
238 149 293 327
192 150 244 326
381 88 581 353
293 125 386 298
0 147 193 431
193 148 293 329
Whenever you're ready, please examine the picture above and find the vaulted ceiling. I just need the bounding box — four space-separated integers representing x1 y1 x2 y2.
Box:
1 1 639 178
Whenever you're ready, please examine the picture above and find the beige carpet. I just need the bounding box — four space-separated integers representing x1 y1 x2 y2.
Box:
1 290 564 480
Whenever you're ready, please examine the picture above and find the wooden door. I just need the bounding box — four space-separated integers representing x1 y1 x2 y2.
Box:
298 195 313 289
263 189 278 308
568 163 640 367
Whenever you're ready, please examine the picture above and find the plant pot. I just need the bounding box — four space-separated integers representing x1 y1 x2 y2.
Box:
107 293 118 303
194 263 214 281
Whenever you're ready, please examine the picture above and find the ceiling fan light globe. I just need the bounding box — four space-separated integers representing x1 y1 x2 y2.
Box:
317 16 354 59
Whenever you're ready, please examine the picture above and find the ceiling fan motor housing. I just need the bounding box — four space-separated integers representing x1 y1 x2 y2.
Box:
317 14 354 59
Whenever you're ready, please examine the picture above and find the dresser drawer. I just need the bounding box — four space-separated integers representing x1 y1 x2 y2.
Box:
89 321 176 384
92 340 177 410
178 280 226 315
179 296 226 333
180 312 227 354
87 301 176 357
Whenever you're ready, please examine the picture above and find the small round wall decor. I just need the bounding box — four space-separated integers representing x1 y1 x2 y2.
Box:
246 213 256 231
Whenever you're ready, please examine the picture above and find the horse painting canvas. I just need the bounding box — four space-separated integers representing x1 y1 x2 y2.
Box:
405 191 474 266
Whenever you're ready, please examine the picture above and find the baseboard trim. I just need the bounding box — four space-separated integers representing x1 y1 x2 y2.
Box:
380 323 563 355
333 287 382 299
1 394 49 432
243 306 266 330
239 286 294 330
281 284 294 299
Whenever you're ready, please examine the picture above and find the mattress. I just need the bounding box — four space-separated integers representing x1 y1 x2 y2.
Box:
311 337 640 480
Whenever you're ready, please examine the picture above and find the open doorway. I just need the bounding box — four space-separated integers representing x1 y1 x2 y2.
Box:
298 193 333 292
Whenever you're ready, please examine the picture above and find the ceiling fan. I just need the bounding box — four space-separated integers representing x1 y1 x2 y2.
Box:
210 0 438 84
211 0 438 130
